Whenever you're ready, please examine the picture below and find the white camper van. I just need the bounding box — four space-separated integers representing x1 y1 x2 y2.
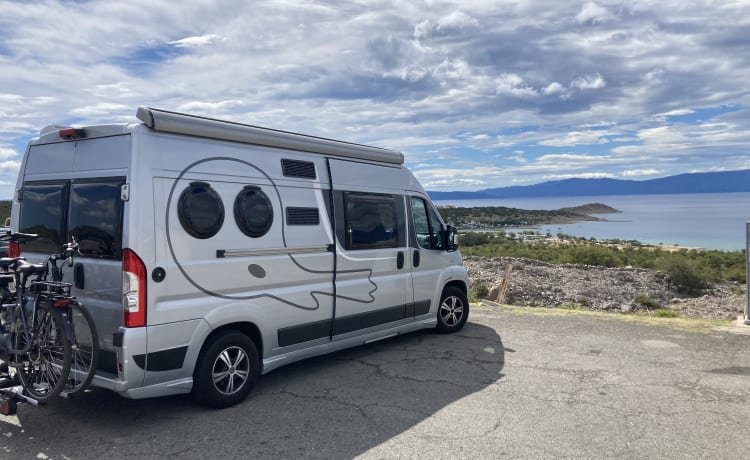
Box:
10 107 469 407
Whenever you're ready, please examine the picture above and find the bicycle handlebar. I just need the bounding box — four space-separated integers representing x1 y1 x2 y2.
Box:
0 230 38 243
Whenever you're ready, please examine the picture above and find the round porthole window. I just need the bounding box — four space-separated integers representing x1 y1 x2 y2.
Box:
178 182 225 239
234 186 273 238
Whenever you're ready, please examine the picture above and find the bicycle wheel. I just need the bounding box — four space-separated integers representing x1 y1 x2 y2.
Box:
16 302 72 402
62 300 99 396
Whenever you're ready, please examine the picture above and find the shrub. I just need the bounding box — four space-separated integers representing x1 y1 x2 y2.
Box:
562 245 623 267
635 294 661 310
659 256 712 293
470 283 489 302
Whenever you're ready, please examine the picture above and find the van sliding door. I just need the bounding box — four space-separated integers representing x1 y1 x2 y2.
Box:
328 159 412 339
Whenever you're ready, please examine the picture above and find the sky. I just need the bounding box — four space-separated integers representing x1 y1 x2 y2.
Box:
1 0 749 197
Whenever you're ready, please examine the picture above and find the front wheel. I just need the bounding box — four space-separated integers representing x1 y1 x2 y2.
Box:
435 286 469 333
16 302 72 403
192 332 260 409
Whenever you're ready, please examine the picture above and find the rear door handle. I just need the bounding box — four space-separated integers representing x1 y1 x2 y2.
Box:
413 250 421 268
396 251 404 269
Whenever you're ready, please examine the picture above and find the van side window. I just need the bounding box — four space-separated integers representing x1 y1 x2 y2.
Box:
411 197 444 250
234 186 273 237
18 182 69 254
68 179 125 258
344 192 401 250
178 182 225 239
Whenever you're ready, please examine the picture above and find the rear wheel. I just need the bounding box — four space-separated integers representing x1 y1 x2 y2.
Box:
61 300 99 397
435 286 469 333
16 302 72 403
193 332 260 409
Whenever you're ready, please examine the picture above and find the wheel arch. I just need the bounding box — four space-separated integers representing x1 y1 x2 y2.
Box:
197 321 264 365
443 279 468 297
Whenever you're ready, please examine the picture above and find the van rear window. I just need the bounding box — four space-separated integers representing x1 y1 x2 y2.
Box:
18 182 69 254
19 178 125 259
68 180 125 258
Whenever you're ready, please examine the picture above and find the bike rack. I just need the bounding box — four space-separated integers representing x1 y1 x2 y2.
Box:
0 368 41 416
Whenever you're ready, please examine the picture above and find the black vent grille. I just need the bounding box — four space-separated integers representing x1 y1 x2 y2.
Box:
282 159 316 179
286 207 320 226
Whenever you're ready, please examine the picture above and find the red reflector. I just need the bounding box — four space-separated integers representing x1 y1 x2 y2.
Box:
8 241 20 258
53 299 71 308
59 128 86 140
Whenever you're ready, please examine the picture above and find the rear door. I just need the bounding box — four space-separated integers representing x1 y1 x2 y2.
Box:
17 135 130 374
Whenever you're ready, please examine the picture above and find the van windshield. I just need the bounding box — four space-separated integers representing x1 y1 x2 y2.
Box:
19 178 125 259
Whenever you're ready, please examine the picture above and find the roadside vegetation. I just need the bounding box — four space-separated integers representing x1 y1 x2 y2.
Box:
459 231 745 294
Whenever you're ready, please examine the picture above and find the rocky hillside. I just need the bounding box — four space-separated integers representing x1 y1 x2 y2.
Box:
464 256 745 321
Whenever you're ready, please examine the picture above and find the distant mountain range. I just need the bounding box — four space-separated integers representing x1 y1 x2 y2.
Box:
427 169 750 200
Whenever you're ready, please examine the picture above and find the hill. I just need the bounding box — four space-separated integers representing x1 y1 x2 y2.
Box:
437 202 620 229
428 169 750 200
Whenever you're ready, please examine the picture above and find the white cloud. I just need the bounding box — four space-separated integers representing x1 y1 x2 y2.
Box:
69 103 131 118
0 146 18 161
176 100 245 113
542 172 614 180
0 160 21 171
576 2 615 24
622 169 661 177
537 153 608 163
540 131 609 147
169 34 222 48
543 82 565 96
571 73 606 90
655 109 695 118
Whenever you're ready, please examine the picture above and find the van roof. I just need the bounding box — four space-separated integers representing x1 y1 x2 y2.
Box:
30 107 405 166
136 107 404 165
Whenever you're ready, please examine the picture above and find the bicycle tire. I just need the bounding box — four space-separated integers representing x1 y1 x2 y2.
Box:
62 300 99 396
16 302 72 403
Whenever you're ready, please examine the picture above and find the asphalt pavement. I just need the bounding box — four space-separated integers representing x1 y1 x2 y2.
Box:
1 304 749 459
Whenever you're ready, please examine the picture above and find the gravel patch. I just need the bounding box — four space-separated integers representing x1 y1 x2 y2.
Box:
464 256 746 320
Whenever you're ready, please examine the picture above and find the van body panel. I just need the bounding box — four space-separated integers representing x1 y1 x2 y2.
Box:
11 108 469 402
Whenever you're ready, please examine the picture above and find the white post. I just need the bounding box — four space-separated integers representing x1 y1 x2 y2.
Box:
746 223 750 324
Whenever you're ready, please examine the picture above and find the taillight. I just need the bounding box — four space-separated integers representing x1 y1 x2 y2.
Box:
122 248 147 328
8 241 20 258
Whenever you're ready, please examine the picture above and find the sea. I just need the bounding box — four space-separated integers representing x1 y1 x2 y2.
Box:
433 192 750 252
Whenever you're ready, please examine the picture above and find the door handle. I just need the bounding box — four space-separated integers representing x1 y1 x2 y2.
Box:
396 251 404 269
74 263 85 289
413 250 421 268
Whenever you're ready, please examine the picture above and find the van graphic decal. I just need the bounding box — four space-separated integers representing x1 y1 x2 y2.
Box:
166 157 378 311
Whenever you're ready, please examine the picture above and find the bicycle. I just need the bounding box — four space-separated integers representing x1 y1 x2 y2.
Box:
0 232 99 404
0 231 72 403
42 238 99 397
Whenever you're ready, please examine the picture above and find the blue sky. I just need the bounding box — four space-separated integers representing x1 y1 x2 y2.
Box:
1 0 749 197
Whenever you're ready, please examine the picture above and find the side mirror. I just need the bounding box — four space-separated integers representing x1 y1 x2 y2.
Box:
443 225 459 252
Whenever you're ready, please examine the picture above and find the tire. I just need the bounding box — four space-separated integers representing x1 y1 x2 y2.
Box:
61 300 99 397
192 331 260 409
435 286 469 333
16 302 72 403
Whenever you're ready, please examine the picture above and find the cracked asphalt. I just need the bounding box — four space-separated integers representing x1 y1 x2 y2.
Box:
2 304 750 459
